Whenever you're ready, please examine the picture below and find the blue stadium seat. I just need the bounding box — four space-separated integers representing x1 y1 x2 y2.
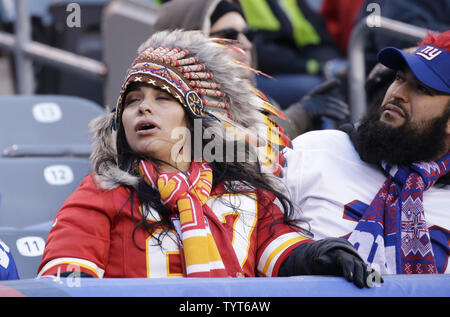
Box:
0 156 91 228
0 95 100 279
0 95 104 157
0 228 50 279
0 156 92 278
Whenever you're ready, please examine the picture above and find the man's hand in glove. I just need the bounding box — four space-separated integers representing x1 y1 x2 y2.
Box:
284 78 350 136
278 237 383 288
300 78 350 122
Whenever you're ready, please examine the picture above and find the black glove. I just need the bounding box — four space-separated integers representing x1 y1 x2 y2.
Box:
299 78 350 122
278 237 382 288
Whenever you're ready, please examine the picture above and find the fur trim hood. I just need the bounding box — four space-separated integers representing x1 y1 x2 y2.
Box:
89 110 139 190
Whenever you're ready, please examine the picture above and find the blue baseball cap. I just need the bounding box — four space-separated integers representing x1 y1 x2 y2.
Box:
377 44 450 94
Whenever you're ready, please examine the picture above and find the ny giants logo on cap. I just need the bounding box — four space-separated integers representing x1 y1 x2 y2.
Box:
416 45 443 61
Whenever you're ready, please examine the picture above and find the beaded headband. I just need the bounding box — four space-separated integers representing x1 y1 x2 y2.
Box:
115 45 232 125
114 30 291 176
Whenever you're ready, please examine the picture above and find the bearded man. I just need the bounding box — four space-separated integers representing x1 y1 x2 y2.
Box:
282 31 450 275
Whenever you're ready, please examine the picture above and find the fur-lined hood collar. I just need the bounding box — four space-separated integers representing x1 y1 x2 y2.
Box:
89 110 139 190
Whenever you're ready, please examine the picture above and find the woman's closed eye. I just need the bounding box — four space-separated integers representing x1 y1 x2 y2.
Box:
125 97 139 107
156 91 175 101
125 91 142 107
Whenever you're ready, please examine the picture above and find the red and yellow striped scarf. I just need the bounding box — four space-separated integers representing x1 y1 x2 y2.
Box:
138 160 238 277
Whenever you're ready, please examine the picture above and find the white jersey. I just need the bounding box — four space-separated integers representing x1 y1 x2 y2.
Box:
282 130 450 274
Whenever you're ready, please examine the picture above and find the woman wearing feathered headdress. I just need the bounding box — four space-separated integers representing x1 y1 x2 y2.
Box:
37 30 373 287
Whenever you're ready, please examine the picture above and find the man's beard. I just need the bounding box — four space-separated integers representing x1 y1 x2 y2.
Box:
354 106 450 166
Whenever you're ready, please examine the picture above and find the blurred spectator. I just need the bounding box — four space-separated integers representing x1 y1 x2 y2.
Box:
320 0 365 56
238 0 344 108
153 0 350 137
0 239 19 280
153 0 253 68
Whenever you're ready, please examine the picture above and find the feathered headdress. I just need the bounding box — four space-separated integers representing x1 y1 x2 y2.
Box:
114 29 291 176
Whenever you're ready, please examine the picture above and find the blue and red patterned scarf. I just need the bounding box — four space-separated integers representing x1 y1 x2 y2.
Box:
348 151 450 274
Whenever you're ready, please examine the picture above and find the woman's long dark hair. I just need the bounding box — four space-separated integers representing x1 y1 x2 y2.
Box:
116 109 310 250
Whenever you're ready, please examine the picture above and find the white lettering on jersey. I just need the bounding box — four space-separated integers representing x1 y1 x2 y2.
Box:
0 248 10 269
143 193 258 276
207 193 257 268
